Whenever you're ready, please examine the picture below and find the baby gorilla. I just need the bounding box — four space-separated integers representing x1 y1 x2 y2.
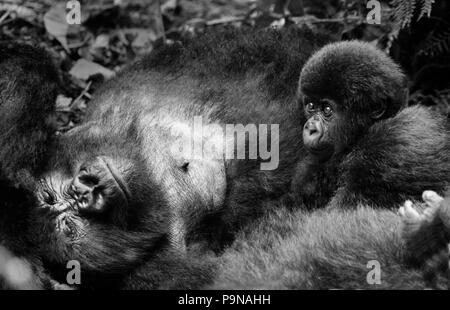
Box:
292 41 450 209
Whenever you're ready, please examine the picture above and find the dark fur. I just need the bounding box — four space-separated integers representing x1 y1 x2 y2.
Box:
210 41 450 289
0 43 58 180
211 191 450 290
0 43 59 289
332 105 450 208
31 27 331 289
25 28 450 289
211 204 445 289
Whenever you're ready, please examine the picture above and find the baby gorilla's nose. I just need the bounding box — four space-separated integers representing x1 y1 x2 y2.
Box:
303 120 323 145
306 124 318 135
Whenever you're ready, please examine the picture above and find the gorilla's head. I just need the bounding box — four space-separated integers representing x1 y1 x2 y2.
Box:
32 124 171 277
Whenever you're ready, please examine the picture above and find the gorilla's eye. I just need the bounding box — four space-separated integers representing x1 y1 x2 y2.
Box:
43 189 57 205
323 105 333 117
305 102 315 112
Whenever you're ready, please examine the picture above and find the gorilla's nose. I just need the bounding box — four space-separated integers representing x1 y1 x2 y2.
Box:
74 171 99 193
306 123 318 135
304 120 322 138
70 156 129 216
71 164 104 213
303 120 325 151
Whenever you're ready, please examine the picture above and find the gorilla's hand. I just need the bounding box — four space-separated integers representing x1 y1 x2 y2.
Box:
399 191 450 288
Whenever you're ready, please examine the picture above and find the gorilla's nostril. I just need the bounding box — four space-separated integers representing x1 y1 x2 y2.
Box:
72 174 97 198
309 128 318 135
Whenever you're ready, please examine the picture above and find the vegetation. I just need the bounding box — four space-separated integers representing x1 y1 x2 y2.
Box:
0 0 448 129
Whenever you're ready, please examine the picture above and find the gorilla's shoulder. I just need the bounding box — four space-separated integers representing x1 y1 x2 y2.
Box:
134 26 333 99
335 105 450 208
0 43 59 82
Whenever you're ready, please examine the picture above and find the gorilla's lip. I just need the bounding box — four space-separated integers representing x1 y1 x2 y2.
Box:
98 156 131 202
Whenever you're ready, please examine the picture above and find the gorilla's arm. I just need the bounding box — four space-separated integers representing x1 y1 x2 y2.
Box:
210 201 445 290
116 193 450 290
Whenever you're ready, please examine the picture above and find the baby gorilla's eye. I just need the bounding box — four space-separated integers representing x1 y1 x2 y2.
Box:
323 105 333 117
42 189 57 205
305 102 315 112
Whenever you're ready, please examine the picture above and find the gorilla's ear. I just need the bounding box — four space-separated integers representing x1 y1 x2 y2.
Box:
370 101 387 120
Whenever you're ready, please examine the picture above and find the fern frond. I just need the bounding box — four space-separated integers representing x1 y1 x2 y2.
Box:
418 27 450 57
391 0 417 28
418 0 435 20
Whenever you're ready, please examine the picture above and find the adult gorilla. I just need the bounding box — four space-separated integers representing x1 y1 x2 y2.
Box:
28 26 450 289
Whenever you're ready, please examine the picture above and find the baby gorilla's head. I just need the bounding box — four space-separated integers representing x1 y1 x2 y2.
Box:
299 41 407 161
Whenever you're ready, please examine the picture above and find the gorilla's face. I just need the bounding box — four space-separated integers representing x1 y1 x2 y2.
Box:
36 155 132 229
32 152 170 273
301 96 336 158
31 116 228 278
300 90 383 162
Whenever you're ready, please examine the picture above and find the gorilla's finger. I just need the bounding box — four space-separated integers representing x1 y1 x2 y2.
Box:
423 190 444 210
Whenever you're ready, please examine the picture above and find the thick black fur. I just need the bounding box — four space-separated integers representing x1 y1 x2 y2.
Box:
209 39 450 289
212 191 450 289
32 26 332 289
0 43 59 289
332 105 450 208
0 43 58 180
211 203 445 289
24 27 450 289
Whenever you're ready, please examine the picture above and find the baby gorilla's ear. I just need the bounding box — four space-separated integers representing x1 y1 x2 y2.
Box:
71 156 129 227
